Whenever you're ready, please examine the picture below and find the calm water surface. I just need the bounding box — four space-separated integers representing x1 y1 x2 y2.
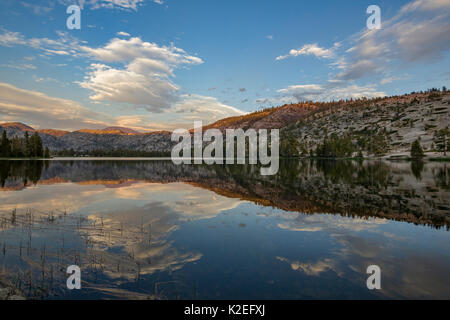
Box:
0 159 449 299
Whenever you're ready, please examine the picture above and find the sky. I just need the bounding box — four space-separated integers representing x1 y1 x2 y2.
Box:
0 0 449 131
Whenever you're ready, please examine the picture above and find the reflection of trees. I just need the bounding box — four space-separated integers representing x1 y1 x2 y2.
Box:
0 160 46 187
434 164 449 190
1 159 449 228
411 160 425 181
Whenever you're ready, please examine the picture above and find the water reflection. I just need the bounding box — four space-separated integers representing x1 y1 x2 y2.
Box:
0 159 448 299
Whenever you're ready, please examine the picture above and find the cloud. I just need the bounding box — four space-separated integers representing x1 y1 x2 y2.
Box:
172 94 246 126
277 257 335 276
0 82 245 131
399 0 450 13
0 82 109 130
79 63 179 112
276 43 336 61
335 59 379 81
21 1 54 15
380 76 406 85
0 31 204 112
0 30 245 123
58 0 144 11
77 37 203 111
339 0 450 80
0 29 83 57
276 83 386 102
0 63 36 70
0 30 26 47
80 37 203 65
116 31 131 37
269 0 450 104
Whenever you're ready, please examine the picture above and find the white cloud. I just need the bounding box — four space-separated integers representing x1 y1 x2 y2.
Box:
270 0 450 104
0 82 245 131
173 94 246 125
399 0 450 14
335 59 379 81
79 63 179 112
0 29 83 57
380 76 406 85
58 0 144 11
0 82 109 130
21 1 54 15
77 37 203 111
276 43 336 61
276 83 386 102
80 37 203 65
0 30 244 128
276 257 335 276
116 31 131 37
0 63 36 70
338 0 450 80
0 30 26 47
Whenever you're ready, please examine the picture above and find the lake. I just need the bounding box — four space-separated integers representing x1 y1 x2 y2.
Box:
0 159 449 299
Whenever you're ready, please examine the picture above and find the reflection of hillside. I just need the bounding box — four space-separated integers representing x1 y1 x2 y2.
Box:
0 159 449 228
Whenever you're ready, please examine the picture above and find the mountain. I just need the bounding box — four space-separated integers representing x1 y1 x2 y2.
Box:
280 90 449 157
200 103 319 132
77 127 142 135
0 122 35 131
0 89 448 156
102 126 142 135
0 122 173 153
36 129 70 137
200 89 449 158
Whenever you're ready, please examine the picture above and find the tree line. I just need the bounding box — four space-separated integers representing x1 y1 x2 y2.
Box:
54 148 171 157
0 131 50 158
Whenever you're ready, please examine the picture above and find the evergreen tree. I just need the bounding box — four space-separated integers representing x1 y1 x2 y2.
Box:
280 134 299 157
0 131 11 158
44 147 50 158
410 139 424 158
315 133 355 158
368 131 389 156
24 131 31 157
28 132 43 157
433 128 448 156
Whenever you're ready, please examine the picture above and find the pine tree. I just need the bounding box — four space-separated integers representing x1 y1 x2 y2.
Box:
410 139 424 158
44 147 50 158
433 128 449 156
24 131 31 157
0 131 11 158
280 134 299 157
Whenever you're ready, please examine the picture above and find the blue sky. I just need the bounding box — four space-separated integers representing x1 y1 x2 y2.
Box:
0 0 449 131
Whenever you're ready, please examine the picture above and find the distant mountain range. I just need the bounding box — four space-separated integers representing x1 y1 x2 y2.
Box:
0 122 174 153
0 89 448 156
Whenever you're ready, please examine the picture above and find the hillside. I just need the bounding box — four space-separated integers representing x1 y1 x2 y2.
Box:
280 90 449 157
0 89 448 157
77 127 142 135
0 123 173 154
200 103 319 131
